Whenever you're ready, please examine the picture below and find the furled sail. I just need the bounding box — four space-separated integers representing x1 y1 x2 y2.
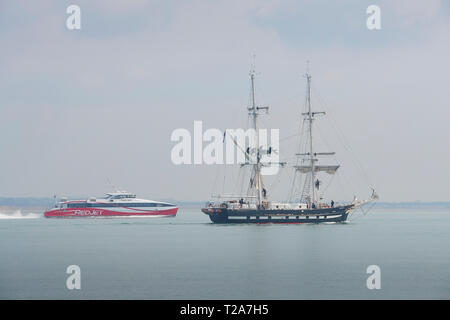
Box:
294 165 340 174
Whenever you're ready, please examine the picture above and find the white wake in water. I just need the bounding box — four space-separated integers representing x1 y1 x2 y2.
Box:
0 210 42 219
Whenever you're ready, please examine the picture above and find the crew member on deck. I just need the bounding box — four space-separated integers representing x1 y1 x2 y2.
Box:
331 200 334 207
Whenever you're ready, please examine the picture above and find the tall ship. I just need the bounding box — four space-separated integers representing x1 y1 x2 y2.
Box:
44 191 178 218
202 66 378 224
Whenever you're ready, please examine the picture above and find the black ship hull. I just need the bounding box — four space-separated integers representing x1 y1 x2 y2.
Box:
201 204 354 224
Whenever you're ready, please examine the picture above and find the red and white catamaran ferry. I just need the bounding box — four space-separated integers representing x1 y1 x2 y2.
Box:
44 191 178 218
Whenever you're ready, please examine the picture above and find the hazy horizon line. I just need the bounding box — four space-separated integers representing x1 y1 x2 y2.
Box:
1 197 450 206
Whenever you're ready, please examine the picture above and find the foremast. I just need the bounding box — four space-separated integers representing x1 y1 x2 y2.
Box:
306 72 315 204
294 69 339 207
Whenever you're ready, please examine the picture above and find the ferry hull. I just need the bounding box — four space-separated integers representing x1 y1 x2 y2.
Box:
201 205 353 224
44 207 178 218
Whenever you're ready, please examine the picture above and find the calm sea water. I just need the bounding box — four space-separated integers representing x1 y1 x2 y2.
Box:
0 206 449 299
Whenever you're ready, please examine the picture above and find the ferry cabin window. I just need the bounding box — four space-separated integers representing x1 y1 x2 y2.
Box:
109 194 136 200
67 203 88 208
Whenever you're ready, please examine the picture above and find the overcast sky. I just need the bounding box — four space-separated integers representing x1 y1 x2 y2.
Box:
1 0 449 202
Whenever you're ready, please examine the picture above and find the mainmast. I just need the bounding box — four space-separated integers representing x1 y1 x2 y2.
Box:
246 66 269 208
249 69 262 207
